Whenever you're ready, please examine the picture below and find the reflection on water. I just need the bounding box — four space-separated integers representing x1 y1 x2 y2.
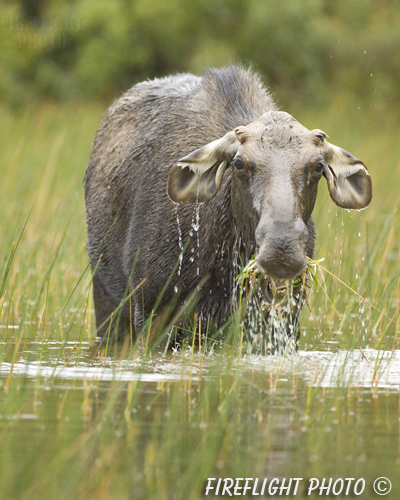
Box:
1 341 399 390
0 337 399 499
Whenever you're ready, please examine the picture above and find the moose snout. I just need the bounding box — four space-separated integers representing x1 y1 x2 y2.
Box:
256 250 307 280
255 219 308 280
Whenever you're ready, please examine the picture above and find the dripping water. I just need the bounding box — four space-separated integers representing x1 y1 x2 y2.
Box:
337 212 345 299
188 196 202 277
193 196 201 276
175 206 184 276
236 264 303 356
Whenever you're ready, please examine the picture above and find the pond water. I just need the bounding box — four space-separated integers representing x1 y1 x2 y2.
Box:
0 324 399 499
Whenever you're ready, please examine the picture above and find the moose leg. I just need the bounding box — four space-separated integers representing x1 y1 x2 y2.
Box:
92 273 133 339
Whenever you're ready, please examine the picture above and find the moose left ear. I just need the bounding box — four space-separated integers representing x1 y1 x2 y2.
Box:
322 142 372 210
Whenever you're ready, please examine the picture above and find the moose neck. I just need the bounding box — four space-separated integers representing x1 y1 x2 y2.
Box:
211 173 260 290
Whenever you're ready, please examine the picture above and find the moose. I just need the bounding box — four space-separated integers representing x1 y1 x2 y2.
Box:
84 65 372 347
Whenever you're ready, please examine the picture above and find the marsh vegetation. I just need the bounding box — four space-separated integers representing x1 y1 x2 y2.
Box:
0 102 399 498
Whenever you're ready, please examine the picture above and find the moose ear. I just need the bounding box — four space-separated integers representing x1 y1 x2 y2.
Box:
322 142 372 210
167 131 239 204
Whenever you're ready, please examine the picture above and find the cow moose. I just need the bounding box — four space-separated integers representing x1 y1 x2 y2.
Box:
84 65 372 349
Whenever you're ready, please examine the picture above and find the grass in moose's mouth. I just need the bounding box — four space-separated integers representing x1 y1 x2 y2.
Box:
0 102 400 499
236 255 323 303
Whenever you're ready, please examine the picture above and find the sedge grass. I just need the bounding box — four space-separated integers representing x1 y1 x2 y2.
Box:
0 101 400 498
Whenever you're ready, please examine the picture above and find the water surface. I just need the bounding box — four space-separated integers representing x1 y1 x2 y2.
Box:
0 327 399 499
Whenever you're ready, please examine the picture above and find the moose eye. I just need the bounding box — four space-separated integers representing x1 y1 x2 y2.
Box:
314 162 325 175
232 158 244 170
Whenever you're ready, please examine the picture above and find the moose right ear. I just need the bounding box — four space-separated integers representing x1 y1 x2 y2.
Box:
167 131 239 205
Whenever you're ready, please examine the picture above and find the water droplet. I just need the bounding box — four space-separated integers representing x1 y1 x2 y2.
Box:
175 206 184 276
